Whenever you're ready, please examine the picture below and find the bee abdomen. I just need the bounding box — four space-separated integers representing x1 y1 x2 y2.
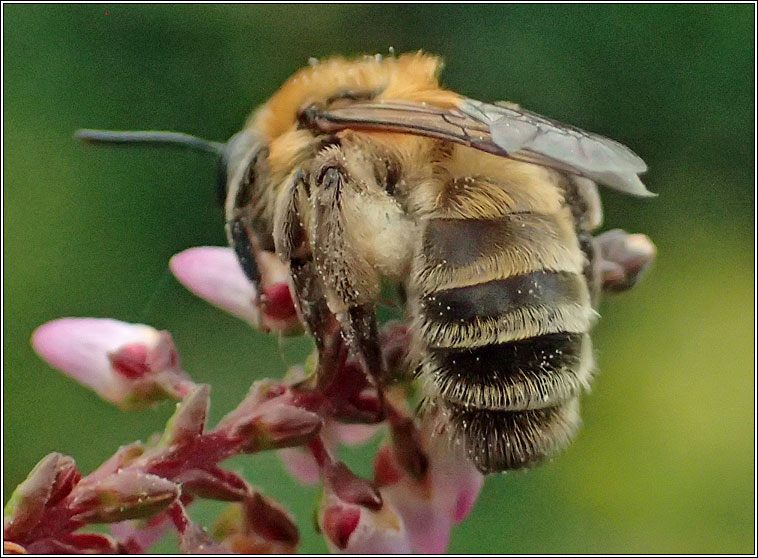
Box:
415 215 585 291
417 270 595 348
422 332 593 410
411 204 595 472
430 397 583 473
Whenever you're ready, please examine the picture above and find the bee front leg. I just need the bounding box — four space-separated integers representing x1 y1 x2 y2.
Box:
309 165 384 390
273 170 345 386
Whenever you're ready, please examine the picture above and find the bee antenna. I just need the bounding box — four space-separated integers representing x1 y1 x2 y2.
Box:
74 129 225 156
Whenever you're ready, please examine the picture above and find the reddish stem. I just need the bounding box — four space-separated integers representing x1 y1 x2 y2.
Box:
167 503 190 534
308 436 331 469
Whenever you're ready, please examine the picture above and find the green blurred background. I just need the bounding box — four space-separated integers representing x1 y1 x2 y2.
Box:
4 4 754 554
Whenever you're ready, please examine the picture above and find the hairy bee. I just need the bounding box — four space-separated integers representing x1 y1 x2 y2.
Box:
77 52 654 473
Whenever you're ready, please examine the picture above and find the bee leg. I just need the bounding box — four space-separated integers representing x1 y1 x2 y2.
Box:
310 165 385 389
273 169 345 387
594 229 656 293
227 218 261 286
274 170 331 343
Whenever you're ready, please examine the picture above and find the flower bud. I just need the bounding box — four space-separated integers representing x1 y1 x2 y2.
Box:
242 492 300 553
4 453 61 540
160 385 210 448
25 533 120 554
325 461 382 511
175 467 250 502
46 455 81 509
226 395 322 453
317 471 411 555
320 503 361 551
70 471 179 523
596 229 656 293
31 318 193 410
170 246 303 335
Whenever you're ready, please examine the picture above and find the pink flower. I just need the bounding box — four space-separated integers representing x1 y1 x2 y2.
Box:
316 462 411 554
279 421 382 486
374 415 484 553
169 246 302 335
31 318 194 409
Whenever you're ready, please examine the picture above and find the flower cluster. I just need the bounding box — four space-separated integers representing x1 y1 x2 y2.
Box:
5 246 484 554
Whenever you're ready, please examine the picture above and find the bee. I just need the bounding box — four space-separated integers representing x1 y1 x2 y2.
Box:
77 52 654 473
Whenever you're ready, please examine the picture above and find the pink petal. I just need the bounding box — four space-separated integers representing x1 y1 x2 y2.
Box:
381 485 451 554
340 504 412 554
428 443 484 525
453 485 481 524
322 504 360 550
335 423 382 446
169 247 259 326
32 318 162 398
372 416 485 552
110 515 171 552
277 447 320 485
318 497 412 554
32 318 192 409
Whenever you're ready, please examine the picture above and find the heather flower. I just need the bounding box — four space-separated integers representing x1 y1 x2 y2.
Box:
69 471 180 523
4 453 77 542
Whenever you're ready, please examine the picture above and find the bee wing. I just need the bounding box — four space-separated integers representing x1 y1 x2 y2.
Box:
300 99 652 196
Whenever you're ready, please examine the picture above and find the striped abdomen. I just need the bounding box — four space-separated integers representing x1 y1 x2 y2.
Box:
411 182 596 473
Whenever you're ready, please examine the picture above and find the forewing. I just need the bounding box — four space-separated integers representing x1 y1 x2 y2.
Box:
461 99 651 196
299 99 652 196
